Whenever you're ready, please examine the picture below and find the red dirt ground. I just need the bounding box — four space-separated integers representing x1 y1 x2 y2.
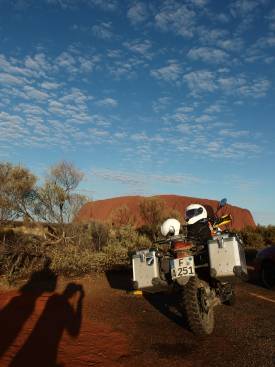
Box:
76 194 255 230
1 272 275 367
0 277 129 367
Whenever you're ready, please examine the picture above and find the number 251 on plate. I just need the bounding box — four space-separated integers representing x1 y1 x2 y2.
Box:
171 257 195 279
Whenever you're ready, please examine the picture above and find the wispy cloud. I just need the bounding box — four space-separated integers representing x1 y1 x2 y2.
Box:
187 47 229 64
92 22 113 39
96 97 118 108
123 39 153 59
230 0 262 17
127 2 149 25
91 168 201 187
183 69 271 98
151 61 182 82
152 96 171 113
154 1 197 38
266 7 275 30
88 0 118 12
184 70 217 93
47 0 118 11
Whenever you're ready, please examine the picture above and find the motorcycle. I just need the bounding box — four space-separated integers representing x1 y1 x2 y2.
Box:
131 199 248 336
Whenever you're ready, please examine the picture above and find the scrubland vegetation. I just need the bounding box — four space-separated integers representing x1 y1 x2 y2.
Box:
0 160 274 284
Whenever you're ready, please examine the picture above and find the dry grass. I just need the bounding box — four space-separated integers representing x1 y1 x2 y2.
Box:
0 222 152 283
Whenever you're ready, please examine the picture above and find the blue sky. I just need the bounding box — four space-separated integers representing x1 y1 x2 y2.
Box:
0 0 275 224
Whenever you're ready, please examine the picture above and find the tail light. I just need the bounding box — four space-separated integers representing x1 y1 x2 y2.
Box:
173 241 193 258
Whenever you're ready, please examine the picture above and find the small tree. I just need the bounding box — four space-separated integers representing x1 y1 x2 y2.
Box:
111 205 136 228
163 208 183 223
0 162 37 222
50 161 84 194
139 197 166 240
34 161 87 225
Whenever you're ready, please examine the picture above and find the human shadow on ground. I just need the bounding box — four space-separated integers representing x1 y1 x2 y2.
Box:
105 268 133 291
0 259 57 359
10 282 85 367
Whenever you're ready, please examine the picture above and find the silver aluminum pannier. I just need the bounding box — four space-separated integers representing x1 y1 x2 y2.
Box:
132 249 160 290
208 234 248 280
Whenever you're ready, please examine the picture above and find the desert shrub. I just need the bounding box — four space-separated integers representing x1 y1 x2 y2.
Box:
0 234 48 283
88 221 110 251
61 221 110 250
139 197 166 240
48 243 98 276
110 205 136 227
162 208 183 222
96 225 152 270
257 225 275 245
237 225 275 249
109 225 151 248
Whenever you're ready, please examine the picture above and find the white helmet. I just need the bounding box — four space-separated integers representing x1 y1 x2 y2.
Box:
161 218 181 237
185 204 207 225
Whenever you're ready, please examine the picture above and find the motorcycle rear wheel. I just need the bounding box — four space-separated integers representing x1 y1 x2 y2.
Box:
182 277 215 336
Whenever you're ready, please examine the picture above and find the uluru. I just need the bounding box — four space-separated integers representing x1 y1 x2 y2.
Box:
76 195 255 230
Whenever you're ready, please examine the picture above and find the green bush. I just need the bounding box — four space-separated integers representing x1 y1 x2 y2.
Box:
238 225 275 249
49 243 98 276
0 222 153 282
0 234 47 283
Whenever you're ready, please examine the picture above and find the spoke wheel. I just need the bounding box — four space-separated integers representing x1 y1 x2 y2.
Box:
182 277 215 336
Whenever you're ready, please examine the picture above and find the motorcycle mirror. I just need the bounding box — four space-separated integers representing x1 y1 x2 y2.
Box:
219 198 227 207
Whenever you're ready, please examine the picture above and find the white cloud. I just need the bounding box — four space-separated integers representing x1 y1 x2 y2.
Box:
25 53 51 74
0 72 25 85
23 85 50 101
79 55 100 72
238 78 270 98
96 97 118 108
88 127 109 136
195 114 213 123
257 35 275 48
91 168 201 187
155 2 197 38
60 89 89 104
187 47 229 64
56 52 76 73
123 39 153 58
152 96 171 113
92 22 113 39
198 28 229 44
88 0 118 11
15 103 48 116
188 0 208 7
267 8 275 30
183 69 271 99
47 0 118 11
217 37 244 52
204 103 222 113
218 76 246 91
0 55 30 77
219 129 250 138
92 168 144 186
230 0 261 16
108 57 145 79
184 70 217 93
41 81 61 90
176 106 194 113
151 61 182 82
127 2 149 25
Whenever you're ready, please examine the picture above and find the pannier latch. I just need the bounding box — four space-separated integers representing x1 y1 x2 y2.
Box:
216 232 224 249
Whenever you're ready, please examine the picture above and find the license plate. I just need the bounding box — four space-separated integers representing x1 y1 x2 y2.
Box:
171 257 195 279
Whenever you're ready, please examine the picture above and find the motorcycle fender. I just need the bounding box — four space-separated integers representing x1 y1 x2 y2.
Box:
176 276 190 286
